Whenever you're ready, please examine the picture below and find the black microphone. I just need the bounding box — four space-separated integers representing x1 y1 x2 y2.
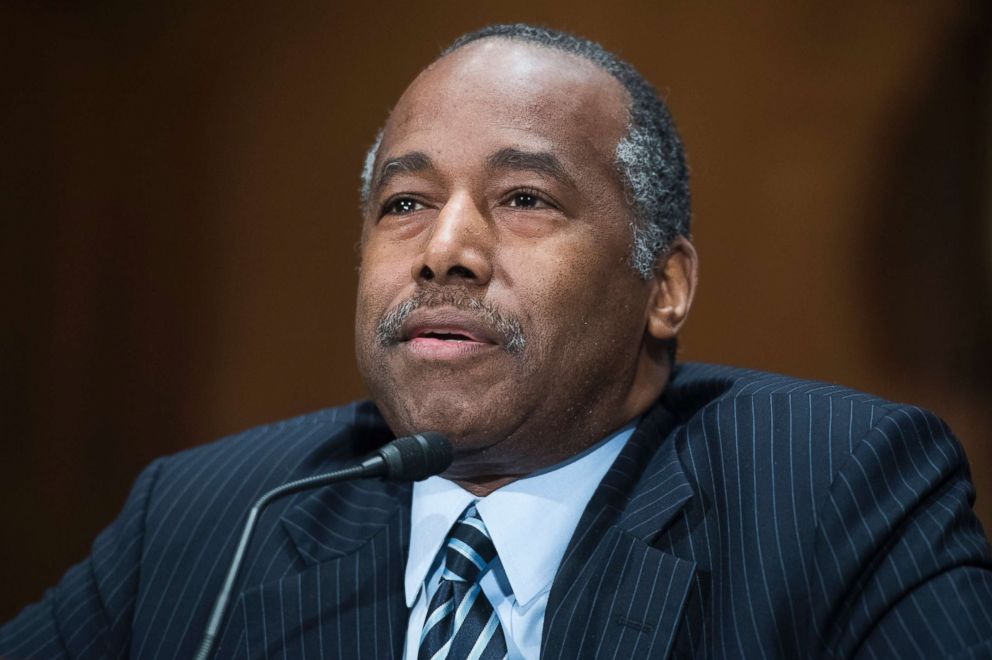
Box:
193 432 452 660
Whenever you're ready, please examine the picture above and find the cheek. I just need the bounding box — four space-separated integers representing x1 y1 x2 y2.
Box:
504 235 642 347
355 248 405 338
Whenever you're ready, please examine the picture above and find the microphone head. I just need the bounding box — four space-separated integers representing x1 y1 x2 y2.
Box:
377 432 453 481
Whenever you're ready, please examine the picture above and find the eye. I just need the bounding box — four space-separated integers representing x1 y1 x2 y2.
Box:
383 197 426 216
506 190 553 210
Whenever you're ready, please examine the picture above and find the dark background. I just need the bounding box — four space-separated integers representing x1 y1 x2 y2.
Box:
3 1 991 621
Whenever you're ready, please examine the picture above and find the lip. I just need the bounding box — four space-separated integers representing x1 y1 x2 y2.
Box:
400 308 500 360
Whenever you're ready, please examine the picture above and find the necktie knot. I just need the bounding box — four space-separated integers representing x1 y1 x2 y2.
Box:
442 504 497 584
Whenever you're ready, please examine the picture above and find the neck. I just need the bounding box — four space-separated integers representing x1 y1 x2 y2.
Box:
435 344 673 497
445 402 656 497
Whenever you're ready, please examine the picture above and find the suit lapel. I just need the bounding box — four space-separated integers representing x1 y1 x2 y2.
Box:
229 435 412 659
542 402 697 660
280 478 410 565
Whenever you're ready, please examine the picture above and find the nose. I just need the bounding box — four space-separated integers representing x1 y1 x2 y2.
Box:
414 193 493 286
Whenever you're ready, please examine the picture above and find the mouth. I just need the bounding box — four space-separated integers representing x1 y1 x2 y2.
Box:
410 328 487 342
401 310 501 359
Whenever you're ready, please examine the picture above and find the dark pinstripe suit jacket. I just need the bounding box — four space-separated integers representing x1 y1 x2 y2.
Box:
3 363 992 659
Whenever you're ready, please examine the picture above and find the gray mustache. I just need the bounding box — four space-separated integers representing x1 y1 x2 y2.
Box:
375 287 526 354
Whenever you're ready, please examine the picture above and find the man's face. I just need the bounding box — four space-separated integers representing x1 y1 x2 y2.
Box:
355 40 656 478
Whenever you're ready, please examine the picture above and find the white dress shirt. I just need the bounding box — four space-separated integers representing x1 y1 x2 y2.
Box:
403 422 636 660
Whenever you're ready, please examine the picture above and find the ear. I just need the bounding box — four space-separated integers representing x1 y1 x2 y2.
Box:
646 236 698 341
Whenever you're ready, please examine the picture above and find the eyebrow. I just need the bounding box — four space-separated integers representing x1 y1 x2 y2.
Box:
372 151 435 196
486 148 576 188
370 147 576 197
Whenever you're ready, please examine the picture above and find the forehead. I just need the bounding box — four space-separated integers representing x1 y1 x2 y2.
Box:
379 39 630 177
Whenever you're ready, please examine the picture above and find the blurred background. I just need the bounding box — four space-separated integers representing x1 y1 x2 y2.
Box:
2 1 990 620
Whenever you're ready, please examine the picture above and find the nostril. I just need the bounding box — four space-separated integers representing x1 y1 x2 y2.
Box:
448 265 475 279
419 265 435 281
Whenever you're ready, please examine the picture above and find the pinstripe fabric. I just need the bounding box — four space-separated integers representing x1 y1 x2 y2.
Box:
2 364 991 659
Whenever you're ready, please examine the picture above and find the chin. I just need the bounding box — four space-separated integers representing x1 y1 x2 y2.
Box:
360 344 532 450
377 387 514 453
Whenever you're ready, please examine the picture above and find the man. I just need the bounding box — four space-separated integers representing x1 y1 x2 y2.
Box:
2 23 991 660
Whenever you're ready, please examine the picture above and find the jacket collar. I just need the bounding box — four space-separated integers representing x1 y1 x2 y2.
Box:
615 401 695 541
226 411 413 659
541 398 698 660
279 421 410 565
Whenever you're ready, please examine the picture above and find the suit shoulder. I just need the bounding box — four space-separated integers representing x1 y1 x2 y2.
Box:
163 399 382 462
668 362 902 415
147 400 391 507
663 362 950 460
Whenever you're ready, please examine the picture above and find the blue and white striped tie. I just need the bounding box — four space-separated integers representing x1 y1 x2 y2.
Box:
418 504 508 660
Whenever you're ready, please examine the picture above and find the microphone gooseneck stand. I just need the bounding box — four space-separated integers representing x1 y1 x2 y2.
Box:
192 432 452 660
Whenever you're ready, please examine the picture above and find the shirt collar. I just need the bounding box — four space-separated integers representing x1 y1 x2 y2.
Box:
405 475 476 607
405 422 635 607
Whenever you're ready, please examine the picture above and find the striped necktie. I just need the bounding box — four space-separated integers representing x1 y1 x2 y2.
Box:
418 504 508 660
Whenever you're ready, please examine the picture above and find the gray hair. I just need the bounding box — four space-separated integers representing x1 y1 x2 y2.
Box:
360 23 691 279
